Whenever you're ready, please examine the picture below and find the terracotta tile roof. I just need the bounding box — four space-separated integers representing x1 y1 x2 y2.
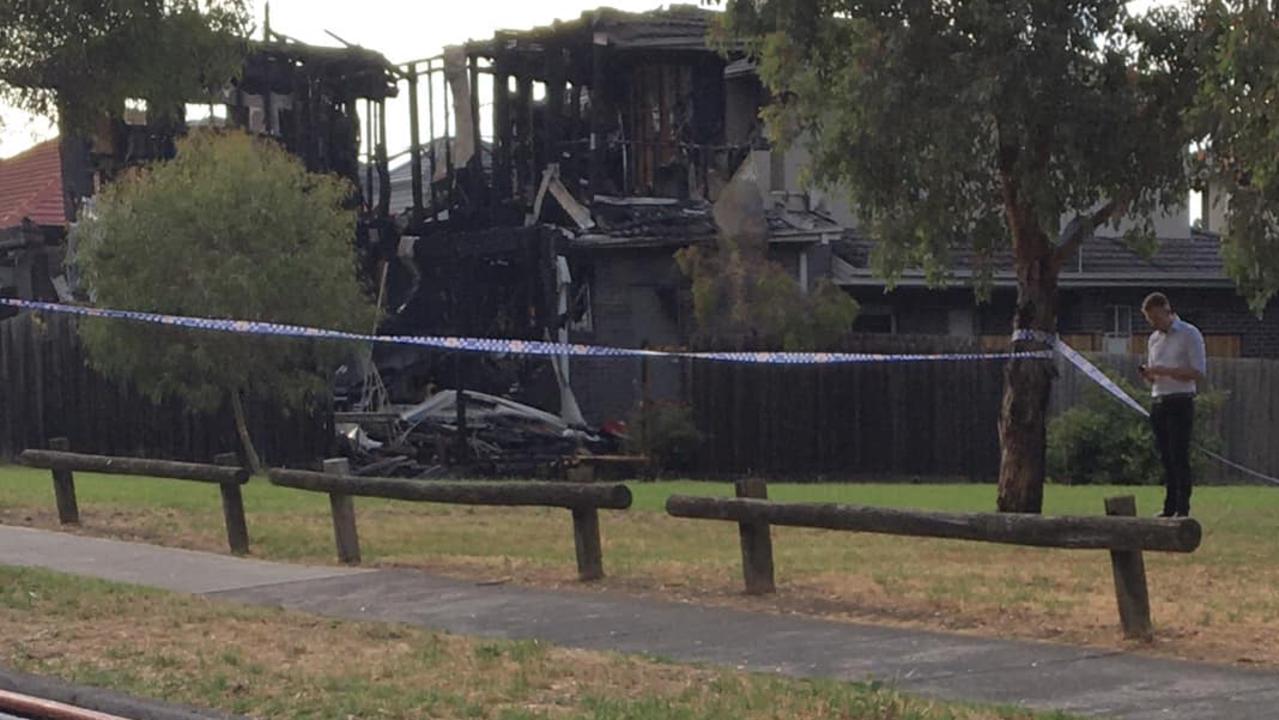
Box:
0 139 66 229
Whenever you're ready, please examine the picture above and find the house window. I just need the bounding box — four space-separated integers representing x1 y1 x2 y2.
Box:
853 305 895 334
1107 305 1134 335
123 98 148 126
947 308 974 337
569 265 594 333
185 103 228 128
1103 304 1133 355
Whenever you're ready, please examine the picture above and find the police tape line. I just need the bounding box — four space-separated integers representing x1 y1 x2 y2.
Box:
8 297 1278 484
1 298 1054 365
1016 328 1279 487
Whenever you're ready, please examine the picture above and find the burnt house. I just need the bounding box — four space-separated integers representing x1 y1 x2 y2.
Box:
7 34 400 306
380 6 843 423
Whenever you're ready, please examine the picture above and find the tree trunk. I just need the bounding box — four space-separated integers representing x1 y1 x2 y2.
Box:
997 230 1059 514
230 390 263 475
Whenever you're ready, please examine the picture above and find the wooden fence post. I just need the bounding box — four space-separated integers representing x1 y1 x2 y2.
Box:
322 458 361 565
572 507 605 582
735 478 775 594
214 452 250 556
1105 495 1154 641
47 438 79 525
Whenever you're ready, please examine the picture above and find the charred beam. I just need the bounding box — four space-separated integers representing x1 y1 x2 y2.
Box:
407 63 424 222
589 34 608 197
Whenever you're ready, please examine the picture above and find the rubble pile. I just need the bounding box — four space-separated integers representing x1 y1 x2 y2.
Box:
335 390 620 478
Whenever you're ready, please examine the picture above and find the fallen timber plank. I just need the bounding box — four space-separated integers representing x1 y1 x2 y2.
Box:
19 450 249 486
268 469 633 510
665 495 1201 553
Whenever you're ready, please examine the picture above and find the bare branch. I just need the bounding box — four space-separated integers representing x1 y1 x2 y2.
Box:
1052 195 1129 268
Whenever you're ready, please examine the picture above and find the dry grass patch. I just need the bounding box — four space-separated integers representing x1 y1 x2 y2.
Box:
3 469 1278 667
0 565 1073 720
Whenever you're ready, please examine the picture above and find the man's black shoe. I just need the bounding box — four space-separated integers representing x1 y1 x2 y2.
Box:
1155 511 1175 518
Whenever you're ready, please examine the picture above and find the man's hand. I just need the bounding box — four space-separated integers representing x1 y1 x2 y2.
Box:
1139 364 1155 383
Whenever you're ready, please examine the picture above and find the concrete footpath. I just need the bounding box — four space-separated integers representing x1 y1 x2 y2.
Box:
2 525 1277 720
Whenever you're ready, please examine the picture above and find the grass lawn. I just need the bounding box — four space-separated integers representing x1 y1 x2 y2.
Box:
0 565 1078 720
3 466 1278 666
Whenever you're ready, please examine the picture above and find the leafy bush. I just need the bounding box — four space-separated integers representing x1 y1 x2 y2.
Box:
1047 369 1224 485
626 401 703 473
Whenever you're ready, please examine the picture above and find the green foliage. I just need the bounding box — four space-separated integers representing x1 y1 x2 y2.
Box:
626 401 703 473
1048 369 1224 485
0 0 249 133
715 1 1198 290
73 129 377 414
676 240 859 351
1188 1 1279 315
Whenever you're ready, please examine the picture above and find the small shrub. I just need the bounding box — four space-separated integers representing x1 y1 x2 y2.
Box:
626 401 703 473
1047 369 1224 485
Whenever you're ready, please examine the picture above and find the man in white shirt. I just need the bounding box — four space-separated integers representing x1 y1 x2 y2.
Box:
1139 292 1207 517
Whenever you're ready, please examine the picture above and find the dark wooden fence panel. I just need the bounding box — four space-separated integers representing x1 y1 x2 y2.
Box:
689 336 1006 480
689 337 1279 482
0 312 330 464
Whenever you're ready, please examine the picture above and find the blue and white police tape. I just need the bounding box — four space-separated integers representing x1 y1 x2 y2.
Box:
0 298 1053 365
8 296 1277 483
1013 327 1279 487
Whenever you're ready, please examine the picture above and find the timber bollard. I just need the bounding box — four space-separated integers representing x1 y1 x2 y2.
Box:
46 438 79 525
1105 495 1154 641
322 458 361 565
572 507 604 581
268 468 632 580
213 452 251 555
735 478 775 594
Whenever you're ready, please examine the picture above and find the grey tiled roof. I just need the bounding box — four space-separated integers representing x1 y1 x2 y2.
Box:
834 230 1231 287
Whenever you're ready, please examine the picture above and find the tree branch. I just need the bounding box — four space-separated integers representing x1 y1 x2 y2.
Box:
1052 194 1129 267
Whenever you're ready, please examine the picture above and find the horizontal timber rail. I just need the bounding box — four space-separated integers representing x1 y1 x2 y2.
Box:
18 450 249 486
665 496 1201 553
667 487 1201 642
269 469 631 509
268 463 633 581
17 441 251 555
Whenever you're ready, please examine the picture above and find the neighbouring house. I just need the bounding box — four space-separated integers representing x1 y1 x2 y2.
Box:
0 139 68 306
833 227 1279 359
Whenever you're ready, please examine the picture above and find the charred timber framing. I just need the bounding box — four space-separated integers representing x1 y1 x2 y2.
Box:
407 63 425 223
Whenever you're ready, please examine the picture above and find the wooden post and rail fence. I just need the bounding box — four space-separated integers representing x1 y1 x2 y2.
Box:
14 441 1202 640
17 439 251 555
268 462 633 581
667 482 1201 641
